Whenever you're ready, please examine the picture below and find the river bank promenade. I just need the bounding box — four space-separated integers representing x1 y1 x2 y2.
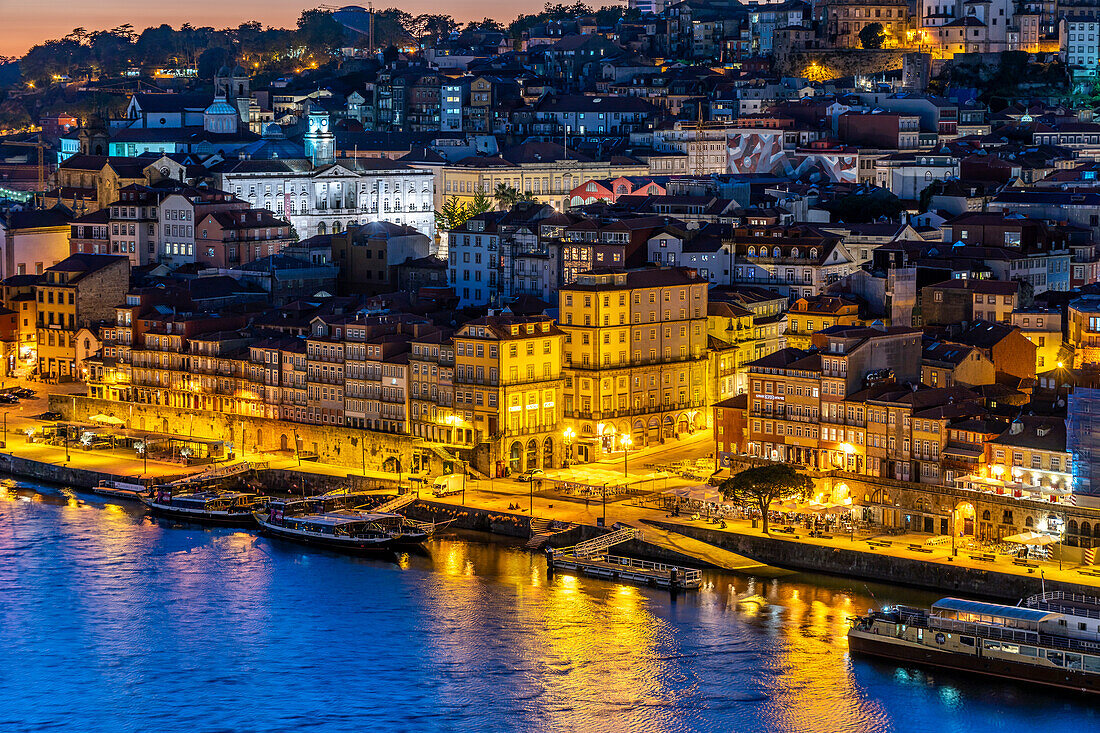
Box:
4 379 1100 596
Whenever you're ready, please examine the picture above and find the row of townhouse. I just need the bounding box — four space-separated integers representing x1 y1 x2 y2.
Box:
83 266 738 476
715 325 1075 493
449 211 880 310
69 182 294 269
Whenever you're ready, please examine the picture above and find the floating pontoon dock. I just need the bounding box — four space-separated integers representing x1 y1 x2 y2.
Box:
546 527 703 590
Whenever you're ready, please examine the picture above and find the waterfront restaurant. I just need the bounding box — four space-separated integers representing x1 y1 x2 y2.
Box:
955 473 1075 505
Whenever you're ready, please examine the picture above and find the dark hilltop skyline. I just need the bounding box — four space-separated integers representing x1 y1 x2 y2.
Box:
0 1 544 57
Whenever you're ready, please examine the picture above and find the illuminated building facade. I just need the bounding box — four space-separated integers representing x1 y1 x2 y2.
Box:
559 267 709 462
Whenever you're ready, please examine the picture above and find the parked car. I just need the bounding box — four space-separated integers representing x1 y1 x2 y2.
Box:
12 388 35 398
40 412 63 421
0 394 19 404
517 469 545 482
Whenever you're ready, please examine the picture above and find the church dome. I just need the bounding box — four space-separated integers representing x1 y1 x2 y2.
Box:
204 97 238 116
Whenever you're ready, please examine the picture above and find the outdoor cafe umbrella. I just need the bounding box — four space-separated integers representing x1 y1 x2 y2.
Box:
687 487 722 503
663 487 695 498
89 414 124 425
1003 531 1057 546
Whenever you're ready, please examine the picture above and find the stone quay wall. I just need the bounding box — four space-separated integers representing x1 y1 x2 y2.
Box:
55 395 429 474
653 520 1097 600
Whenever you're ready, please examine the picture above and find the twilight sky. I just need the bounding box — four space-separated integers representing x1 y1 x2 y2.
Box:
0 1 539 57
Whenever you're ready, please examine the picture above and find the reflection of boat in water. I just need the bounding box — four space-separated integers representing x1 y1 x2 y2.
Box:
93 480 148 501
255 507 438 552
848 592 1100 694
143 490 268 526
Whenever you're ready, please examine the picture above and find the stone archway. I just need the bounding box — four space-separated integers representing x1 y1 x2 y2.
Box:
383 456 402 474
542 436 553 469
509 441 523 475
526 439 538 471
954 502 976 537
280 434 289 451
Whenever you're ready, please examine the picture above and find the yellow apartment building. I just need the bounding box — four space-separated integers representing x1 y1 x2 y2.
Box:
36 253 129 381
785 295 861 350
559 267 709 463
453 314 565 476
438 143 649 211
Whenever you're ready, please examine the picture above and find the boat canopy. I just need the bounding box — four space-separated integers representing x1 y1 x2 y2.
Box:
932 598 1062 628
293 512 399 527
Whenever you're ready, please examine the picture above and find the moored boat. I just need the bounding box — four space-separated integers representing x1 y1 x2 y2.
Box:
255 506 436 552
143 489 269 526
848 592 1100 694
266 490 381 519
93 479 149 501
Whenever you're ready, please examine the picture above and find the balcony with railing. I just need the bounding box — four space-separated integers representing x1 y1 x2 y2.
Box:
567 399 707 420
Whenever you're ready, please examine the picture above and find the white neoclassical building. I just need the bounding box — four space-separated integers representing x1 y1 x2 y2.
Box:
216 108 435 240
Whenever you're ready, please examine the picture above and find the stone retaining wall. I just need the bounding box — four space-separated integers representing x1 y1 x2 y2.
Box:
653 520 1098 600
55 395 426 474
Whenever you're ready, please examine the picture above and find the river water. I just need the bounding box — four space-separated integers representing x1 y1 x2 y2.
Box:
0 482 1096 733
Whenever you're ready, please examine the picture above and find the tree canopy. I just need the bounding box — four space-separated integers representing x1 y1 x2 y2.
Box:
858 22 887 50
719 464 814 534
435 192 492 232
493 183 537 210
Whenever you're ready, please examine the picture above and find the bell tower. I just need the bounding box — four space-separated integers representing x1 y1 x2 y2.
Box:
303 102 334 165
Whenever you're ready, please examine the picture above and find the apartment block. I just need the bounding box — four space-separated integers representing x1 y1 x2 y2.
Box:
559 267 709 462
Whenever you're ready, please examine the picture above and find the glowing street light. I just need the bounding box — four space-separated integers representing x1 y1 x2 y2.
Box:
563 427 575 466
620 434 633 477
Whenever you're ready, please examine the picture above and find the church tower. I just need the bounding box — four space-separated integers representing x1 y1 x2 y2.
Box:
303 102 335 165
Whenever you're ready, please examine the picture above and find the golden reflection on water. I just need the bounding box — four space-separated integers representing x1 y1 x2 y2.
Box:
418 540 894 732
419 541 690 731
765 583 889 733
1 487 898 731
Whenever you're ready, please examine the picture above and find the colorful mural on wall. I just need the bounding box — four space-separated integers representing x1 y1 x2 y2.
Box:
725 132 859 183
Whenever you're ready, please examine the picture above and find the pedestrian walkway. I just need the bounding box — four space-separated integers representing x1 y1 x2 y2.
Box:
639 522 787 576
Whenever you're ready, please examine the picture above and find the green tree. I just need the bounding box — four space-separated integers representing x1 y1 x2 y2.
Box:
858 22 887 50
468 18 505 32
297 9 345 56
823 188 902 223
435 196 469 232
410 14 457 47
493 183 536 210
197 46 229 81
469 188 493 218
0 100 32 131
719 464 814 534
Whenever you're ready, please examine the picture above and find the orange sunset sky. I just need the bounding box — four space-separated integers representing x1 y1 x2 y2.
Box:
0 1 542 57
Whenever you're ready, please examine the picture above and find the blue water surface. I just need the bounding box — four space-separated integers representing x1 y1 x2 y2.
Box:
0 484 1095 732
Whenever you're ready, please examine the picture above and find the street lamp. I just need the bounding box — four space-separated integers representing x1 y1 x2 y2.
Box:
601 481 608 527
620 434 632 477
